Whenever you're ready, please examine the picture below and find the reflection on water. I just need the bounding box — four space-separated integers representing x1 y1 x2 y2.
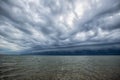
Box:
0 56 120 80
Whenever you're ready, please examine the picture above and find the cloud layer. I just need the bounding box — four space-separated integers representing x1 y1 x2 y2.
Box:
0 0 120 53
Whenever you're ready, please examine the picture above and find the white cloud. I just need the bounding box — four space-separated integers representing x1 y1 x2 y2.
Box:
0 0 120 53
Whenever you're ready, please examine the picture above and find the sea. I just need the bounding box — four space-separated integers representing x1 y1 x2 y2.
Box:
0 55 120 80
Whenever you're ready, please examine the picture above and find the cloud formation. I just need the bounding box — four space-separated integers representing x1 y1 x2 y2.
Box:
0 0 120 53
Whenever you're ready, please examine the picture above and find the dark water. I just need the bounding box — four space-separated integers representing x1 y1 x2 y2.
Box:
0 56 120 80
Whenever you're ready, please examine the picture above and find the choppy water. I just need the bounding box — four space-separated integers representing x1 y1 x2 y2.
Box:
0 56 120 80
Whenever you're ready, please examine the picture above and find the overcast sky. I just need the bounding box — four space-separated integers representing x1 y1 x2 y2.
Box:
0 0 120 54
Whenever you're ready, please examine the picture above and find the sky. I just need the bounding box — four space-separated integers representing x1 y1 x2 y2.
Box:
0 0 120 54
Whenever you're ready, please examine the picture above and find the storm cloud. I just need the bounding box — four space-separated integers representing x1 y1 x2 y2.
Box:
0 0 120 54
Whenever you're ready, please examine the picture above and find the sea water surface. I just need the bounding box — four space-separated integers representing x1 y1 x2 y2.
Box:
0 55 120 80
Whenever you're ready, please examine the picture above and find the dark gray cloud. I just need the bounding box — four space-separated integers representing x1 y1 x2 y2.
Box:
0 0 120 54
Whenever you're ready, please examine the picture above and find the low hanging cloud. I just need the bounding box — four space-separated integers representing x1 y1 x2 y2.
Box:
0 0 120 53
